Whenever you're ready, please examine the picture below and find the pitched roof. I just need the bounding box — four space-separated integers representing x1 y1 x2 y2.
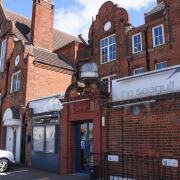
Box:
145 1 165 16
33 46 74 71
4 9 81 51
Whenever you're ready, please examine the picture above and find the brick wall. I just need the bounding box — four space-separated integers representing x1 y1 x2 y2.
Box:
102 93 180 179
31 0 54 51
86 0 180 80
25 55 72 103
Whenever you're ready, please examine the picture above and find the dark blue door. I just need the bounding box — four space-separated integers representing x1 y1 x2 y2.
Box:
76 122 93 173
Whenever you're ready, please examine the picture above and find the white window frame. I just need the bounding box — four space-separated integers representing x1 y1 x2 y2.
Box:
155 61 168 70
101 74 116 93
100 34 116 64
134 67 144 75
11 71 21 93
0 39 7 72
152 24 165 47
132 33 142 54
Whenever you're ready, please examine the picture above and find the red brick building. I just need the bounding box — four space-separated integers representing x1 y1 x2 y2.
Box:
0 0 179 179
60 0 180 178
0 0 86 165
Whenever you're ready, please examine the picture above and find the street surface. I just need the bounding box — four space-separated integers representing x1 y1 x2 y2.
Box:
0 167 90 180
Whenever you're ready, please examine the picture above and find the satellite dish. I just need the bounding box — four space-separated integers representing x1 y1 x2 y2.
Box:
80 62 98 78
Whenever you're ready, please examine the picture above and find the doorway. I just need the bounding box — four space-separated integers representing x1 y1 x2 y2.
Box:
6 127 14 153
76 122 93 173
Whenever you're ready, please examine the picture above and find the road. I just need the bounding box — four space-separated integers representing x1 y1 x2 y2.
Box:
0 167 90 180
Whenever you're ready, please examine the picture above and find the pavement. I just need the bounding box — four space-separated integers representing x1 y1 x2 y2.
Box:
0 167 90 180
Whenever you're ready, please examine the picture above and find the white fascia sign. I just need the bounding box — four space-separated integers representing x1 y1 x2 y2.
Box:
112 65 180 102
29 97 63 114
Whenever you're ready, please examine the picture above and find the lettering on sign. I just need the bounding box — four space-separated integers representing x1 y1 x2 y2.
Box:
162 159 179 167
112 67 180 101
108 155 119 162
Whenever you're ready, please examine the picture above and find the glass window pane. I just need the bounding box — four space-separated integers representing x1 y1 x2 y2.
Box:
135 68 144 75
104 38 108 46
33 126 44 152
45 126 55 153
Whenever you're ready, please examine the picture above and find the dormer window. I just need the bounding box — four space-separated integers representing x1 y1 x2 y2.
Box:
152 24 165 47
0 39 7 72
11 71 21 93
132 33 142 54
100 34 116 64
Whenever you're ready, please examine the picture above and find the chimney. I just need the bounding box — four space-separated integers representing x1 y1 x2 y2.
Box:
31 0 54 51
157 0 163 4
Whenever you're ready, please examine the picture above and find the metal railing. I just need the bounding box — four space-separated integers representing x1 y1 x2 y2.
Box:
90 153 180 180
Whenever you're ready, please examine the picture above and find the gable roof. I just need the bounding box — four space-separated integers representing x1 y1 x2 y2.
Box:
145 1 165 16
4 9 81 51
33 46 74 71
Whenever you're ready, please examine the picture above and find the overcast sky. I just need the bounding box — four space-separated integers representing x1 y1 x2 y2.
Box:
3 0 157 38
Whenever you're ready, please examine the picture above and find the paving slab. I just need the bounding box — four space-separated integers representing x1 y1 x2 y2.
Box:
0 167 90 180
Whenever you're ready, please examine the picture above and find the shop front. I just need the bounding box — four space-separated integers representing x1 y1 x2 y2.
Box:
27 95 63 173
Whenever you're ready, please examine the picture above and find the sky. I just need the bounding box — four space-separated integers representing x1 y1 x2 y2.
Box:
3 0 157 39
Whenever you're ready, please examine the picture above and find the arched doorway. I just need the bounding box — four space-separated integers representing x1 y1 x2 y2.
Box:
3 108 21 163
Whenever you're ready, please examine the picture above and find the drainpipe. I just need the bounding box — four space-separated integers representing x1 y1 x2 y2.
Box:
144 26 150 71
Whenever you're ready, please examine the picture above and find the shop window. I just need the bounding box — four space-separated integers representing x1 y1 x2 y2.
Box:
152 24 165 47
155 62 167 70
101 75 116 93
45 126 55 153
0 39 7 72
134 68 144 75
132 33 142 54
33 126 44 152
100 34 116 64
11 71 21 93
33 125 55 153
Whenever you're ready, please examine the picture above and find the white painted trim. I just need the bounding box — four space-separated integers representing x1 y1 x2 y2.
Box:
11 70 21 93
100 34 116 64
132 32 142 54
0 39 7 72
101 74 116 93
63 98 90 105
113 100 156 108
152 24 165 47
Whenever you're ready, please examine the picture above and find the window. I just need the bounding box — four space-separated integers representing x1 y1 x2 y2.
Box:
134 68 144 75
0 39 7 72
33 125 55 153
15 55 20 66
155 62 168 70
101 75 116 93
152 24 165 47
100 35 116 64
11 71 21 92
132 33 142 54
